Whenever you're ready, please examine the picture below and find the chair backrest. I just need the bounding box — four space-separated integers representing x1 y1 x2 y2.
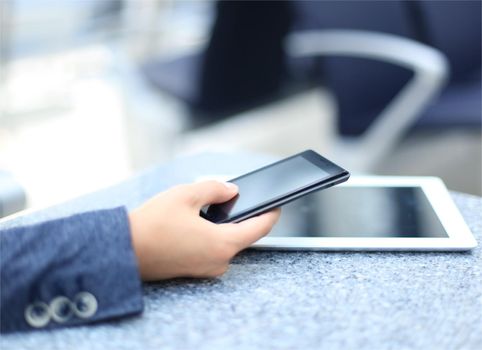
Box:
286 30 448 172
292 0 481 134
292 0 416 136
415 1 481 128
418 1 481 84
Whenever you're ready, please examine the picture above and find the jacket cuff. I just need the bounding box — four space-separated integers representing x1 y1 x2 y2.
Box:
1 207 144 333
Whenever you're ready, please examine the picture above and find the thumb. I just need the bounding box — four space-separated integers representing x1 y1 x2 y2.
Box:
187 180 238 208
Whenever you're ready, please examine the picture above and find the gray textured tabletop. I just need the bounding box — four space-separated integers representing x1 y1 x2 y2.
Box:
1 153 481 350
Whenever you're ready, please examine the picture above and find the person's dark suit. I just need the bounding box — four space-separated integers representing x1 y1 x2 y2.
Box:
0 207 143 333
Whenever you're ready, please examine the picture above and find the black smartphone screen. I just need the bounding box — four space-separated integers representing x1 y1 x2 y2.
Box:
203 150 349 223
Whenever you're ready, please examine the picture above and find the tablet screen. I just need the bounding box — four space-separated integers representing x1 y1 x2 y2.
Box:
269 186 448 238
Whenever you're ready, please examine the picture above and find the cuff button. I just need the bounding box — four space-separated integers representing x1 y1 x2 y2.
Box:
25 302 50 328
50 296 73 323
72 292 98 319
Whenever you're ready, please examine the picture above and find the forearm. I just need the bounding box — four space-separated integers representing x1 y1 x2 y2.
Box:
0 207 144 333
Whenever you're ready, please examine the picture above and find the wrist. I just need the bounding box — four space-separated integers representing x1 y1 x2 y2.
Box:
128 210 148 280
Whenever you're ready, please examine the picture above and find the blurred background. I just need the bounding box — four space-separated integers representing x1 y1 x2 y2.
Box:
0 0 481 216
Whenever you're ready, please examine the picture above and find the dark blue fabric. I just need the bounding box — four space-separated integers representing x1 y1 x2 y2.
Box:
419 1 481 84
0 207 144 333
292 0 481 133
140 1 480 133
417 70 482 128
292 0 415 136
415 1 481 128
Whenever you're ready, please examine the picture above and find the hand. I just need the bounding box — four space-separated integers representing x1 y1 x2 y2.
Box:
129 181 280 281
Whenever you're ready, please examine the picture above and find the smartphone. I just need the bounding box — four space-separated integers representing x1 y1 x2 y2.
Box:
201 150 350 223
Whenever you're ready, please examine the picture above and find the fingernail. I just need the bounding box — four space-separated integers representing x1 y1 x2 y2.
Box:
224 182 238 191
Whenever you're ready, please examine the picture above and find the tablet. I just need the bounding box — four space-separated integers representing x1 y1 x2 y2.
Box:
253 176 477 251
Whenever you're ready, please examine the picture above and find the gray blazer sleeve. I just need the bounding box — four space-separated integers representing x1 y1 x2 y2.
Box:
0 207 144 333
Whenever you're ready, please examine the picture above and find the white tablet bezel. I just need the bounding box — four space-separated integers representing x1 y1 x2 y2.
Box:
252 176 477 251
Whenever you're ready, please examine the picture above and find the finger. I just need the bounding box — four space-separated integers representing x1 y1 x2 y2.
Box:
187 180 238 208
221 208 281 250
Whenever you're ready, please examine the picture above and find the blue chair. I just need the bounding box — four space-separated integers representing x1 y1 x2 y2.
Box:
292 0 481 134
141 1 480 132
416 1 481 129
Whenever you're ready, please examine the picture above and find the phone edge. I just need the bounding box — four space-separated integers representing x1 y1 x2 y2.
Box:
222 172 350 224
